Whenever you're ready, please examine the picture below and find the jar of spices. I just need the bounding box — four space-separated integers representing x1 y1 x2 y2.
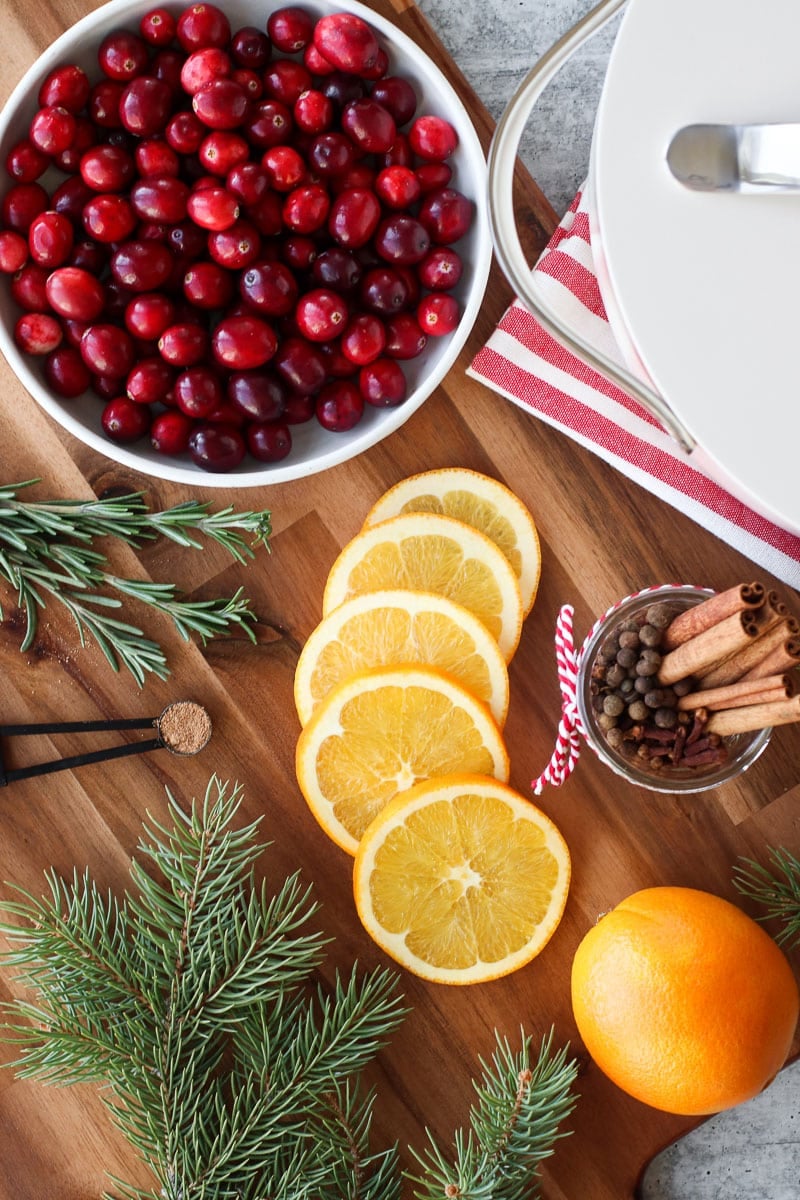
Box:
575 586 772 793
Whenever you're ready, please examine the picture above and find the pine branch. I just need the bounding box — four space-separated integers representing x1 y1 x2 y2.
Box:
734 847 800 946
407 1029 579 1200
0 481 271 684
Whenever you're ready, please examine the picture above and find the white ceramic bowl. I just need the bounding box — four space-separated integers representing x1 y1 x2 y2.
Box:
0 0 492 487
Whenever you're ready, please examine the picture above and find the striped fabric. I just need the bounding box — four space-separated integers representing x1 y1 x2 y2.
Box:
468 188 800 591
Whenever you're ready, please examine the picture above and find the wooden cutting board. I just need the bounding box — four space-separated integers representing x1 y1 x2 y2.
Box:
1 2 799 1198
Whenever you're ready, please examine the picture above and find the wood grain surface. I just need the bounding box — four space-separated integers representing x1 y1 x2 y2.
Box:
1 2 799 1198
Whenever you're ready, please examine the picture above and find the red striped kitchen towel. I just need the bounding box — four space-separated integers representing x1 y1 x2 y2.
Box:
468 188 800 592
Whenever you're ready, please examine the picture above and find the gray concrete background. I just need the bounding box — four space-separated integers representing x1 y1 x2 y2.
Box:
413 0 800 1195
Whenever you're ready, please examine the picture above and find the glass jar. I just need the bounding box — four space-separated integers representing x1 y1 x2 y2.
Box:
575 585 772 793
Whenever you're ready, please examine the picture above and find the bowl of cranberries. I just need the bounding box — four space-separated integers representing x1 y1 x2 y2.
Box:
0 0 491 482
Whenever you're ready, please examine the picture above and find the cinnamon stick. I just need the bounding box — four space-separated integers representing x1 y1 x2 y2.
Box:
706 693 800 737
661 582 765 651
740 637 800 682
699 618 800 689
677 673 795 712
657 609 763 686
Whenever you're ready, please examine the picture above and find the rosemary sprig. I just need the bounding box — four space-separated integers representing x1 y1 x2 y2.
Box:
734 847 800 947
0 481 271 684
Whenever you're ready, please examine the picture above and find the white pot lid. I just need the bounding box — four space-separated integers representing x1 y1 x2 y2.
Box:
592 0 800 535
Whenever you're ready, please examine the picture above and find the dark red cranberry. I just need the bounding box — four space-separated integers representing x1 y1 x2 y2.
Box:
230 26 270 68
11 263 50 311
120 76 174 137
111 240 173 291
244 99 293 148
415 162 452 194
359 357 407 407
183 260 234 309
150 409 193 454
281 234 317 272
315 379 364 431
44 344 92 397
267 7 314 53
263 60 312 105
167 219 208 262
273 335 325 395
227 370 285 422
2 182 49 232
385 312 427 359
152 49 186 93
283 391 315 423
247 421 292 461
45 267 105 321
126 356 174 403
341 99 396 154
102 396 150 442
382 133 413 169
6 139 50 183
52 176 93 223
188 423 246 472
239 260 298 316
88 80 125 129
226 161 269 205
174 365 223 417
192 79 248 130
320 72 365 112
158 322 208 366
312 247 361 292
374 215 430 264
370 77 417 125
231 68 262 101
69 239 109 275
418 188 474 244
247 192 283 236
360 266 410 315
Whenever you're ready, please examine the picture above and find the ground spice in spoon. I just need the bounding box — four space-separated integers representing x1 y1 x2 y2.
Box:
158 701 212 756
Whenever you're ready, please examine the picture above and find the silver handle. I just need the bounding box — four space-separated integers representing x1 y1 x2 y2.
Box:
486 0 698 454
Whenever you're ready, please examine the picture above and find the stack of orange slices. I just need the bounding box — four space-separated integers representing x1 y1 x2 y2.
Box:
294 467 570 984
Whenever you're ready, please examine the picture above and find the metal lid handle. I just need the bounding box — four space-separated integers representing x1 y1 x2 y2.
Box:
486 0 697 454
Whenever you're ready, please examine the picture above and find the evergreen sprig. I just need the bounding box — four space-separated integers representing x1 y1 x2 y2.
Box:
0 778 579 1199
0 778 408 1200
734 846 800 946
0 480 272 684
408 1029 578 1200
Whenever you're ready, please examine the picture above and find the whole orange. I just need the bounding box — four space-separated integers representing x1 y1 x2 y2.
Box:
571 886 799 1115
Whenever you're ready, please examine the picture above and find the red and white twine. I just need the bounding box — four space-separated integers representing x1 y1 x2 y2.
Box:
531 584 692 794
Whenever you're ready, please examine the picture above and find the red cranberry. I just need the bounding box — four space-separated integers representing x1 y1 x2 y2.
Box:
136 138 180 177
44 344 92 397
199 131 249 176
283 182 332 235
150 409 193 454
313 13 380 76
45 267 105 321
416 162 452 193
341 99 396 154
359 357 407 407
418 188 474 244
188 423 246 472
267 7 314 53
181 47 231 94
273 335 325 395
120 76 174 137
186 185 239 231
140 8 177 46
385 312 427 359
212 314 277 369
0 230 29 273
226 161 270 205
232 68 262 100
183 260 234 309
125 292 175 340
247 192 283 236
417 293 460 336
376 166 421 210
80 144 135 192
247 421 292 462
281 234 317 273
29 106 77 156
158 322 209 366
28 210 74 268
409 115 459 160
303 43 336 77
227 370 285 422
328 188 380 248
295 288 348 342
315 379 364 431
260 145 305 192
370 77 417 126
374 215 430 264
283 391 315 423
52 176 94 223
111 240 173 291
207 219 261 269
131 176 190 223
382 132 412 168
230 26 270 69
39 65 91 112
2 182 49 232
341 313 386 365
15 312 63 355
69 239 109 275
5 139 50 183
174 365 223 417
307 131 353 178
166 111 206 155
127 356 174 403
294 89 334 135
102 396 150 442
177 3 231 51
239 260 298 316
419 247 463 290
99 31 149 81
81 323 135 376
263 60 312 105
11 263 50 311
192 79 248 130
244 99 293 148
82 193 137 242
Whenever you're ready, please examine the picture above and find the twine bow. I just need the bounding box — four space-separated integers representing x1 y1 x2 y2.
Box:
531 604 586 794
